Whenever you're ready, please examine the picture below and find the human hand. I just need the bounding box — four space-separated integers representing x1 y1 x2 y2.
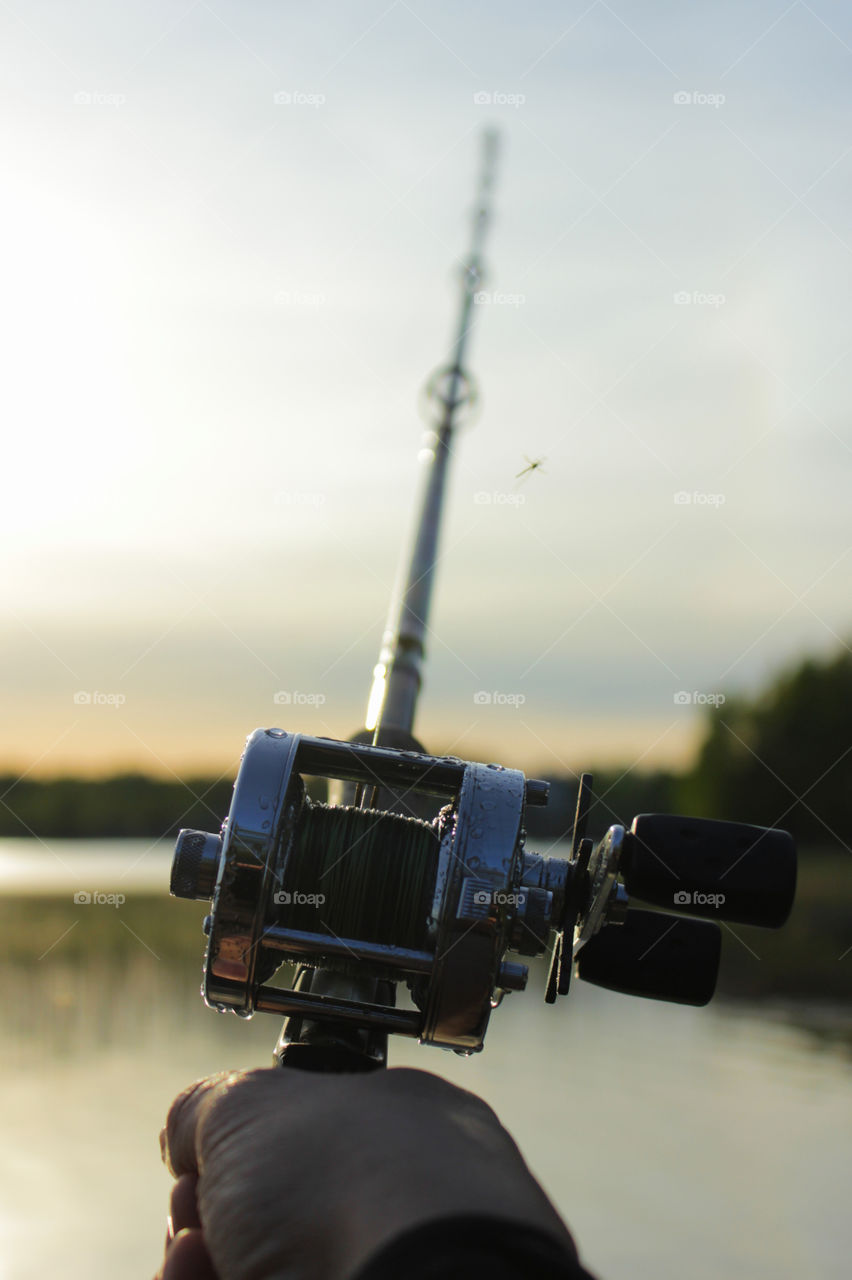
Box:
155 1066 583 1280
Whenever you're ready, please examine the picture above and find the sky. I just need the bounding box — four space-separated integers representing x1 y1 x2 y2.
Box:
1 0 851 784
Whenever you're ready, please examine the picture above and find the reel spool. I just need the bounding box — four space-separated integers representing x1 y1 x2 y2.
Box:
171 728 797 1056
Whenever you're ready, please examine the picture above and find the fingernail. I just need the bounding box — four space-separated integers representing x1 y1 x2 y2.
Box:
165 1215 175 1249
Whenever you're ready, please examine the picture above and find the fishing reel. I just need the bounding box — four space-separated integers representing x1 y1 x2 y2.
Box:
170 728 797 1061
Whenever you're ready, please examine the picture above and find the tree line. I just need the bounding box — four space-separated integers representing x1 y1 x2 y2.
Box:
1 645 850 847
528 646 852 849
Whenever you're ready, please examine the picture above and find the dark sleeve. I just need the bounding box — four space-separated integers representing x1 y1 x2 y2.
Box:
354 1215 599 1280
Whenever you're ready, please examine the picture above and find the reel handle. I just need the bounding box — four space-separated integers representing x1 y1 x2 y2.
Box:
577 909 721 1006
622 814 796 929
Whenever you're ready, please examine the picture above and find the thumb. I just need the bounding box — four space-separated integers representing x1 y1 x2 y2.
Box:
161 1072 241 1178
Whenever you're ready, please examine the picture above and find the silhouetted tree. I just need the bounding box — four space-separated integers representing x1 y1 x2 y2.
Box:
680 648 852 847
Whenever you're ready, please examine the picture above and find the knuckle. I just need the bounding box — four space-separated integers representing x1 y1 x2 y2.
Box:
163 1073 234 1174
194 1069 282 1159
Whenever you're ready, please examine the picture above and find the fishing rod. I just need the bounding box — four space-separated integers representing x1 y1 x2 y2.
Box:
169 132 797 1072
362 126 497 760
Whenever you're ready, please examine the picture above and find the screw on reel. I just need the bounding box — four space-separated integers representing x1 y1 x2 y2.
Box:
170 728 797 1057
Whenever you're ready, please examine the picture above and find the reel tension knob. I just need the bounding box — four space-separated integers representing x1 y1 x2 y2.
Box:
170 830 222 901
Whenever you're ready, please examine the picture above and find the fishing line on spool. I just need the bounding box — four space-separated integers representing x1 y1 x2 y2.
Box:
274 802 440 953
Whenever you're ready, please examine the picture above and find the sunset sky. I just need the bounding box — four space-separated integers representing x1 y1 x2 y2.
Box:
1 0 851 783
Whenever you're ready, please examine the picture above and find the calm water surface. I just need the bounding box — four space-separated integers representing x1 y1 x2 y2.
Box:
1 840 849 1280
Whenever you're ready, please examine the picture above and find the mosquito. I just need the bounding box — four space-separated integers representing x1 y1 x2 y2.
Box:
516 455 547 480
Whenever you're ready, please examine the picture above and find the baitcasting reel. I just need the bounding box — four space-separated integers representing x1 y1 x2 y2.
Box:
170 728 797 1059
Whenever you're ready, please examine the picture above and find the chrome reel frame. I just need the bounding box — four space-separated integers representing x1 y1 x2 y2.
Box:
183 728 556 1053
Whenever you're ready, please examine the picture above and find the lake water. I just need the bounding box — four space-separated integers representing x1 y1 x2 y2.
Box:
1 839 850 1280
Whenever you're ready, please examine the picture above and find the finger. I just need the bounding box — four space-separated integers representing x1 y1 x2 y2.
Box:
162 1228 220 1280
161 1072 240 1178
170 1174 202 1232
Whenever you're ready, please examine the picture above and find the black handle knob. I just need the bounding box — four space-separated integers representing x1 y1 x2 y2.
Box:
170 829 222 901
577 909 721 1006
622 814 796 929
